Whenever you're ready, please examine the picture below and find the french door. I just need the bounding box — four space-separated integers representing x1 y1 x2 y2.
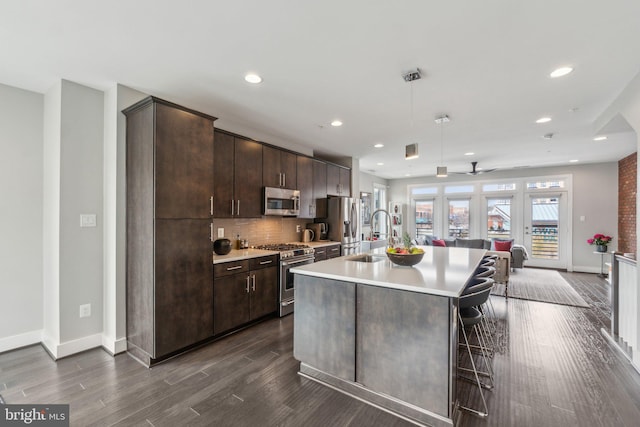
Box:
523 194 568 269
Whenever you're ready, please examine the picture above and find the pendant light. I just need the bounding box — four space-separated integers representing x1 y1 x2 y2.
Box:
435 114 449 177
403 69 421 160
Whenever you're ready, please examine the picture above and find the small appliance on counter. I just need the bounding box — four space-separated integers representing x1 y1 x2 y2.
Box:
302 229 315 243
213 238 232 255
306 222 329 241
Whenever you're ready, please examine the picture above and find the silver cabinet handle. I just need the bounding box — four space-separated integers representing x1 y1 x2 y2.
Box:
283 173 286 188
330 248 339 252
252 274 256 291
237 200 240 216
210 223 214 242
282 300 294 306
279 173 283 187
259 260 273 265
210 196 213 216
226 265 243 271
246 276 250 293
231 199 235 216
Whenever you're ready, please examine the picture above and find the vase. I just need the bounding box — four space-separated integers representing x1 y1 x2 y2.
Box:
596 244 608 253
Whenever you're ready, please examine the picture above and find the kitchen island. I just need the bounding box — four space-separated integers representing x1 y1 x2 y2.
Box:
291 246 486 427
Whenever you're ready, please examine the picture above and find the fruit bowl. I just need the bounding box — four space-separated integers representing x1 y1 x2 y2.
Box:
386 250 424 267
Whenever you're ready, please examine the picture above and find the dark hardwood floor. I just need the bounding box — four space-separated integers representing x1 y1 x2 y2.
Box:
1 271 640 426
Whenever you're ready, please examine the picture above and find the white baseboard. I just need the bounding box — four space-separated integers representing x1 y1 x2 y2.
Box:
572 266 602 274
101 335 127 355
0 330 42 354
42 333 103 360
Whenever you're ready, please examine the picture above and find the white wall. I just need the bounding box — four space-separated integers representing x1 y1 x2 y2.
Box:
58 80 105 345
0 84 44 352
387 162 619 272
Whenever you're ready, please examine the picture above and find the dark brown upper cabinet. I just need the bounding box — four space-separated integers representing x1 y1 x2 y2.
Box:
146 101 215 219
312 159 328 218
263 145 297 189
297 156 314 218
326 163 351 197
213 129 263 218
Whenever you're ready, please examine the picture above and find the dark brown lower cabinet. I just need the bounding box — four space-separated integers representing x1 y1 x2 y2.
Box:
127 219 214 365
213 255 278 335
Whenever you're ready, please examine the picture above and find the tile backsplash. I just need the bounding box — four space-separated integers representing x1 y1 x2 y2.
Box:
213 217 311 246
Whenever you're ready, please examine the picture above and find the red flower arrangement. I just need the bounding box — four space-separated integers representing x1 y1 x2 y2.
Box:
587 233 613 246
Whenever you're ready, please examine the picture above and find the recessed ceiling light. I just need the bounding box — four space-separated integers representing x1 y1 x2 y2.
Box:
550 67 574 78
331 120 343 127
377 162 384 166
244 73 262 84
536 117 552 124
464 152 474 156
569 159 579 163
593 136 607 141
374 143 384 148
405 173 412 177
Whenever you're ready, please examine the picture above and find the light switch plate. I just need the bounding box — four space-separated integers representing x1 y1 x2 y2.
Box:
217 228 224 238
80 214 97 227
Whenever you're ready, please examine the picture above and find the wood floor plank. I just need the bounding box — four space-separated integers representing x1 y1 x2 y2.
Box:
2 271 640 426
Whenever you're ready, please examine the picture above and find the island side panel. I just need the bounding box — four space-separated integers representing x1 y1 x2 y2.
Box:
293 275 356 381
356 284 451 417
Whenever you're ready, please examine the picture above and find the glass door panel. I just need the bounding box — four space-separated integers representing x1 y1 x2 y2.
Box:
448 199 470 238
524 195 567 268
486 198 511 239
415 200 434 238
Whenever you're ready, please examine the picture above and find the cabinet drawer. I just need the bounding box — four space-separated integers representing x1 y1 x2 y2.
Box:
326 245 342 258
214 260 250 277
250 255 278 270
314 248 327 261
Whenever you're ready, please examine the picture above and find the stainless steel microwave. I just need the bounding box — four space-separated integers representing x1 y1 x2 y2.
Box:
263 187 300 216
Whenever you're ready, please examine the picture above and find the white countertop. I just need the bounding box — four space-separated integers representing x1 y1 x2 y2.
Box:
212 248 278 264
291 246 486 298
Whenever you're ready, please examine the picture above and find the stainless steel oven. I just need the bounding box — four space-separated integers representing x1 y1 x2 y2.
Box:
254 243 315 317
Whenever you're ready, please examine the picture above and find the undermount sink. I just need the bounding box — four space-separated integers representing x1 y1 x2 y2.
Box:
346 254 385 263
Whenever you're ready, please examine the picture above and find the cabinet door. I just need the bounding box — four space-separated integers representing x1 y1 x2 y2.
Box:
155 103 214 219
339 167 351 197
280 151 297 189
297 156 314 218
326 163 341 196
250 267 278 320
155 219 214 357
235 138 263 217
313 159 328 217
314 248 327 261
214 272 250 334
262 145 282 188
213 130 235 217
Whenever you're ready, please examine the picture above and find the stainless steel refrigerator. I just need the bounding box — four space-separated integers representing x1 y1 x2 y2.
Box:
327 196 361 256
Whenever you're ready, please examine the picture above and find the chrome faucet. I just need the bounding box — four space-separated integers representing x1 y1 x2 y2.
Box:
370 209 394 247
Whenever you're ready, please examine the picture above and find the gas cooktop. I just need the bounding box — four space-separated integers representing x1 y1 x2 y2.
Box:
254 243 310 251
253 243 314 259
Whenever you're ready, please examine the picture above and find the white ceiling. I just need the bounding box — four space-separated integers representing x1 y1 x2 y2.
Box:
2 0 639 179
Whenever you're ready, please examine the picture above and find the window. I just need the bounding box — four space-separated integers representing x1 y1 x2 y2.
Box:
483 183 516 192
415 200 434 237
411 186 438 196
526 180 565 190
448 199 470 238
445 184 474 194
487 198 511 239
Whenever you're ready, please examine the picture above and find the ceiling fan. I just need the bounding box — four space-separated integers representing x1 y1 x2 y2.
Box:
451 161 497 175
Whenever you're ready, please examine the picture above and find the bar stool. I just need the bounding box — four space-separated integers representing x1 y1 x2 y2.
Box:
461 277 497 360
458 283 494 418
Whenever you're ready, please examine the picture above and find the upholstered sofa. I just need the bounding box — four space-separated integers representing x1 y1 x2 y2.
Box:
413 236 528 286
